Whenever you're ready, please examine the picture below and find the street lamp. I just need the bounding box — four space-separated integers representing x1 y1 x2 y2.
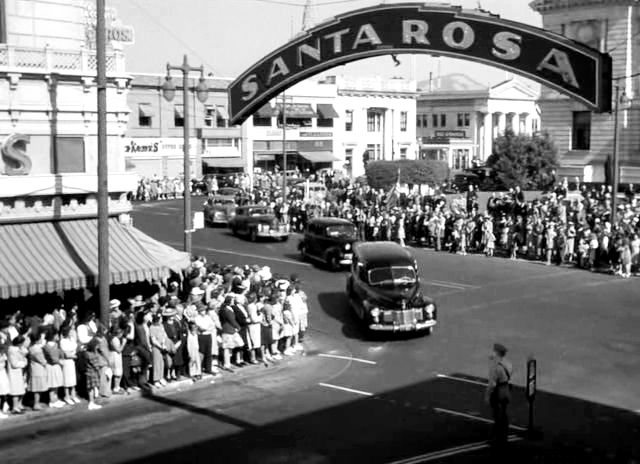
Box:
611 82 630 224
162 55 209 255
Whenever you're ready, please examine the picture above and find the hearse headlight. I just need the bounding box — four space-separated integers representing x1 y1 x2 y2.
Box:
424 304 435 317
259 223 270 232
345 243 351 251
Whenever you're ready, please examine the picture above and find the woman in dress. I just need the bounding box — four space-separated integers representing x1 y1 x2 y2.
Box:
28 330 48 411
162 307 182 381
43 329 65 408
245 292 262 365
260 293 274 362
219 295 243 370
59 324 80 404
149 314 168 387
7 335 27 414
109 325 126 394
0 336 11 418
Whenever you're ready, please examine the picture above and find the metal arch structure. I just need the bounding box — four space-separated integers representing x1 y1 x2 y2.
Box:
228 3 612 125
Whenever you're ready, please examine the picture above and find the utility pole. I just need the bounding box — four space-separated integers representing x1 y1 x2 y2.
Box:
282 91 288 201
96 0 109 328
611 83 621 224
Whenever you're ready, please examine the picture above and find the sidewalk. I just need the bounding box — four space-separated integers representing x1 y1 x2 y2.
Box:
0 330 329 431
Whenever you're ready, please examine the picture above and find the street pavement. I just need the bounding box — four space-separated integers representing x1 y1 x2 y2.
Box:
4 197 639 464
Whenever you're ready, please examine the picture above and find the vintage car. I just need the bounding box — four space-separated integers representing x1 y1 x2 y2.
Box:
228 205 289 242
203 195 237 225
346 242 437 334
298 217 358 270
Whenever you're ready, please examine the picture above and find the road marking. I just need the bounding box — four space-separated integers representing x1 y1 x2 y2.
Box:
318 353 377 365
436 373 488 386
163 240 311 267
318 383 373 397
387 435 522 464
427 279 479 289
434 407 527 431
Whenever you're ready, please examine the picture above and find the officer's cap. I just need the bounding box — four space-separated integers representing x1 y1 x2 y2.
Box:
493 343 508 357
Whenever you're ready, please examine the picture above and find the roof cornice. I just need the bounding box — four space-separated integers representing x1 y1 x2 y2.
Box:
530 0 639 13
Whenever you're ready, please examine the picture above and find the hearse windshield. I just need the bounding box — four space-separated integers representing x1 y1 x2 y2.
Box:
326 224 357 239
367 266 416 287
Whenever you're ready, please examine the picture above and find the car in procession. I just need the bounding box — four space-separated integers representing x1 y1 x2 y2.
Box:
298 217 358 270
203 195 237 226
228 205 290 242
346 242 437 334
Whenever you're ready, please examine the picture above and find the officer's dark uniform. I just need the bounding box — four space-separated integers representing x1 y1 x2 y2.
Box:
486 343 513 445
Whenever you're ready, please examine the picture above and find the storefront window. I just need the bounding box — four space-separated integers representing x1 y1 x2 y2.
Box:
345 110 353 131
400 111 407 132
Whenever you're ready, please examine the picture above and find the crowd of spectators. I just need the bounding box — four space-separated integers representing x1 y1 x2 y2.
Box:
0 258 309 416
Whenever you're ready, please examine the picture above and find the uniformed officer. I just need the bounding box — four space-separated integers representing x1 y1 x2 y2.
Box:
485 343 513 445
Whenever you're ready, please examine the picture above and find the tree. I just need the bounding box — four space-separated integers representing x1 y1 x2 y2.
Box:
365 160 449 190
486 130 559 190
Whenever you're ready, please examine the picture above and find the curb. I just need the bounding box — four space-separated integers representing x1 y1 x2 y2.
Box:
0 331 331 430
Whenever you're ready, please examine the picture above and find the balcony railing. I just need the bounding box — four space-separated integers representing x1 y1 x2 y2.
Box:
0 44 126 75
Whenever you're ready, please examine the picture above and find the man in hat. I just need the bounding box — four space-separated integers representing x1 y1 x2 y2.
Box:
109 299 123 326
485 343 513 446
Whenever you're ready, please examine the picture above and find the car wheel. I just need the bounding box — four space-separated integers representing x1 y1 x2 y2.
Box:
249 228 258 242
328 254 340 272
424 326 434 336
299 244 307 260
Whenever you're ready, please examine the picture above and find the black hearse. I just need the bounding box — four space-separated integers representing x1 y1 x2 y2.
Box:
346 242 437 334
298 217 358 270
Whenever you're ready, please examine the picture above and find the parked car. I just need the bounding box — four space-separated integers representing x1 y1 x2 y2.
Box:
203 195 237 226
298 217 358 270
228 205 290 242
294 181 328 202
346 242 437 334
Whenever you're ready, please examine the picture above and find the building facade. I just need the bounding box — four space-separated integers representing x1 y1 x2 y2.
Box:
530 0 640 182
0 0 187 302
125 73 244 179
245 75 418 179
416 74 540 171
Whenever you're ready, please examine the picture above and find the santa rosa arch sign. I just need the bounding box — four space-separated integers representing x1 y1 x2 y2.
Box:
228 3 611 125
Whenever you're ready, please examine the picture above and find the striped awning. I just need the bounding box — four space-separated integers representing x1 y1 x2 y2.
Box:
0 218 175 299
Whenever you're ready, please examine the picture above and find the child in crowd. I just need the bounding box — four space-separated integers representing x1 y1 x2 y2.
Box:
83 339 105 410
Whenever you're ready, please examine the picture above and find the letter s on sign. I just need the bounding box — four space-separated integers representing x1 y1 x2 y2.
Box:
1 133 32 176
492 32 521 61
241 74 259 102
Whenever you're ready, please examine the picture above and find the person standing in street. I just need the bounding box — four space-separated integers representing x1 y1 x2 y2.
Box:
485 343 513 446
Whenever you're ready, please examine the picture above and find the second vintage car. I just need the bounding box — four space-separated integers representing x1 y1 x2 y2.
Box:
346 241 437 334
228 205 290 242
202 195 237 226
298 217 358 270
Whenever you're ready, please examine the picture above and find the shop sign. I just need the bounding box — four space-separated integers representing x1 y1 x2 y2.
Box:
435 130 466 138
122 138 198 157
300 132 333 137
84 3 135 47
229 3 611 125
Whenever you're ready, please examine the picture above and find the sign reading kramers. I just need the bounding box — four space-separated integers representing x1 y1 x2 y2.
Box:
228 4 612 125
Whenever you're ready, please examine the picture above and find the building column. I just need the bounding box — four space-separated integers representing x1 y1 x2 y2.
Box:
512 113 520 134
520 113 529 135
496 112 506 136
483 112 493 161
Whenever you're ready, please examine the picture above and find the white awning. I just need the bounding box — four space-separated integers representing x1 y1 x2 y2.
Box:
298 151 340 163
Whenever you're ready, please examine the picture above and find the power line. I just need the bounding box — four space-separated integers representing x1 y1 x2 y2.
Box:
247 0 306 6
129 0 218 74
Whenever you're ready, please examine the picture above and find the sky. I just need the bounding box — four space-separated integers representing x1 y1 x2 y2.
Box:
108 0 542 86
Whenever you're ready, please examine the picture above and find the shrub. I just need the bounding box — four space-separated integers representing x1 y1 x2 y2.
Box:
365 160 449 190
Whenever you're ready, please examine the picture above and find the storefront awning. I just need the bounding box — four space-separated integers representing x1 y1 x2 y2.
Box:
216 106 229 120
203 157 245 168
174 105 184 118
0 218 181 299
127 227 190 275
317 103 339 118
298 151 340 163
276 103 317 118
138 103 154 117
256 104 276 118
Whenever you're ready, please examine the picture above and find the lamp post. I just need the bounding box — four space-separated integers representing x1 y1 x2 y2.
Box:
162 55 209 255
611 82 629 224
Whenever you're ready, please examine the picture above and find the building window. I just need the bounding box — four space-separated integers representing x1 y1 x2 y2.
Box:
138 103 153 127
278 115 311 128
253 114 272 127
532 118 539 133
54 137 85 173
205 138 233 148
366 143 381 160
432 114 438 128
204 105 215 127
453 149 469 171
317 116 333 128
416 115 422 128
457 112 470 127
519 117 527 134
216 108 228 128
440 114 447 127
174 105 184 127
367 110 382 132
400 147 407 159
345 110 353 131
400 111 408 132
572 111 591 150
422 114 428 128
345 148 353 175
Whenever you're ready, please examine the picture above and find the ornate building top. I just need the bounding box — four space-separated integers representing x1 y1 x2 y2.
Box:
530 0 639 13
